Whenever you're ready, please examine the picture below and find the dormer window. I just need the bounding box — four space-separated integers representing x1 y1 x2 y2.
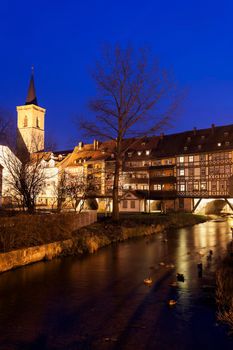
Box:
198 145 202 150
187 136 191 142
146 150 150 156
184 146 188 151
137 151 142 156
201 135 205 140
224 132 229 137
141 142 146 146
225 141 230 146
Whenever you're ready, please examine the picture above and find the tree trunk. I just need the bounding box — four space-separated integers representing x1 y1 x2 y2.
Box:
112 158 120 221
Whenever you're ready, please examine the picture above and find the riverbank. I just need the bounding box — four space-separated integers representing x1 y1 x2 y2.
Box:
216 244 233 334
0 213 207 273
71 212 208 254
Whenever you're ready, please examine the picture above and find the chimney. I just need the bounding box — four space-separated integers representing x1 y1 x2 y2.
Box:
211 123 215 134
78 141 84 150
93 139 99 150
193 127 197 136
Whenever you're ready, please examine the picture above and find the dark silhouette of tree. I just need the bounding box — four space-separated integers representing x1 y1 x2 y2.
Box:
80 45 178 220
0 110 15 148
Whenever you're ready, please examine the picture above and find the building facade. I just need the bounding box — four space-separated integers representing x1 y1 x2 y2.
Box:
1 73 233 213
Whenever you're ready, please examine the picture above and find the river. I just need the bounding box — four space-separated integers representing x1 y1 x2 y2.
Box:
0 220 233 350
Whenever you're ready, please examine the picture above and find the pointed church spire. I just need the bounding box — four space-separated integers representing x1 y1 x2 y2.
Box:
25 66 38 105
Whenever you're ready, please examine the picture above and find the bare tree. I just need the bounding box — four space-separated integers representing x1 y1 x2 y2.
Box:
0 146 48 213
0 110 15 148
80 45 178 220
55 170 68 212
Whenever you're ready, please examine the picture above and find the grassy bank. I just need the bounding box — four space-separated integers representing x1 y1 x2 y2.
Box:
0 212 207 254
69 213 207 255
216 245 233 334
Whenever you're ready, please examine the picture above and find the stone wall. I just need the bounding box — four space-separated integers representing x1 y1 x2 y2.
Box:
0 211 97 273
0 239 74 273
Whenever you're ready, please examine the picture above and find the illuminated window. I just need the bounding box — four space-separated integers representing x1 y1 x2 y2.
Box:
193 181 199 190
179 169 184 176
154 184 162 190
137 151 142 156
180 184 185 191
179 156 184 163
146 150 150 156
200 182 207 190
217 143 221 147
188 155 194 162
128 152 133 157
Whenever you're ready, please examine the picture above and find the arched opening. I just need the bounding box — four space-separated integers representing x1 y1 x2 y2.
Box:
23 115 28 127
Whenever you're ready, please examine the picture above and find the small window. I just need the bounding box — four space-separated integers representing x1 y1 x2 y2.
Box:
130 200 136 209
201 135 205 140
122 200 127 209
217 143 221 147
187 136 191 142
200 182 207 190
146 150 150 156
179 156 184 163
154 184 162 190
128 152 133 157
184 146 188 151
224 132 229 137
179 169 184 176
180 184 185 191
198 145 202 150
225 141 230 146
137 151 142 156
188 155 194 162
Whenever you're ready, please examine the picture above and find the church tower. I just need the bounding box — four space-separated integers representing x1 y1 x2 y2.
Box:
16 68 46 154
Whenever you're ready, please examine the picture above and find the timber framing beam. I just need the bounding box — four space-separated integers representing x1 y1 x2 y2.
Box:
224 198 233 212
192 198 202 213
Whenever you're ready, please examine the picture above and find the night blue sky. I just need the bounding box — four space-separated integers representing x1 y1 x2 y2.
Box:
1 0 233 150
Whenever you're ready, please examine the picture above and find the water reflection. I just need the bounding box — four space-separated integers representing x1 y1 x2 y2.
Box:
0 221 232 349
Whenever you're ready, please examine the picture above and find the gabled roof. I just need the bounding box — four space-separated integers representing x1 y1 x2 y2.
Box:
154 124 233 157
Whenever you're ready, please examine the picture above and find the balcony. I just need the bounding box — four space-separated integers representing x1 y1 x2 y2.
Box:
150 176 176 184
124 177 149 184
